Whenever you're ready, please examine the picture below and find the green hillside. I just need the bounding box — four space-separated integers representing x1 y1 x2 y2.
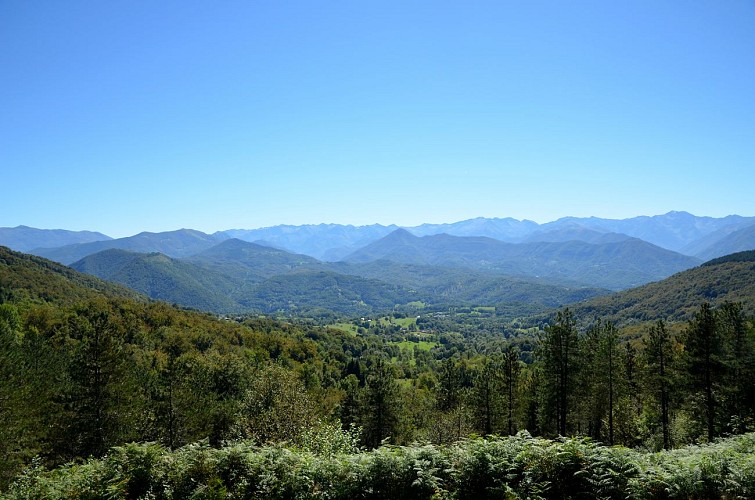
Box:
0 246 144 306
72 246 418 316
187 238 325 281
243 270 419 315
1 244 754 496
72 249 241 312
335 260 608 309
564 252 755 326
70 238 610 317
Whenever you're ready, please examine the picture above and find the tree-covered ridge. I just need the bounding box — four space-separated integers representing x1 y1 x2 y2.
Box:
32 228 228 265
71 248 422 316
0 246 144 306
701 249 755 266
71 240 610 317
71 248 244 313
562 259 755 326
344 229 701 290
0 226 111 253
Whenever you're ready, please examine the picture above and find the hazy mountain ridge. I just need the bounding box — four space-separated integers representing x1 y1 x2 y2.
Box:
344 230 701 290
0 226 111 252
70 238 610 316
559 251 755 327
218 223 399 261
407 217 539 239
217 212 755 258
693 224 755 261
544 211 755 253
32 229 229 265
5 212 753 263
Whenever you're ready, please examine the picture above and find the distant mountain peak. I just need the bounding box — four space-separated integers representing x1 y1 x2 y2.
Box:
386 227 418 239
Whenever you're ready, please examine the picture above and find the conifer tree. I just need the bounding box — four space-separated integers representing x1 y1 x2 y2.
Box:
643 320 674 449
361 358 401 448
717 302 754 432
471 358 501 436
538 309 579 436
685 303 723 441
502 344 521 436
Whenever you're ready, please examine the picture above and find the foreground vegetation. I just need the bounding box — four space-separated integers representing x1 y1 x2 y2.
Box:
7 432 755 499
2 246 755 496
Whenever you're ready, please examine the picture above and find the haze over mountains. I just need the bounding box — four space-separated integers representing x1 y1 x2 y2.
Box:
4 212 753 262
1 212 753 317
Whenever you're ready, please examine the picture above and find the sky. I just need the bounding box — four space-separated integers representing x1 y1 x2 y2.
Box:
2 1 754 238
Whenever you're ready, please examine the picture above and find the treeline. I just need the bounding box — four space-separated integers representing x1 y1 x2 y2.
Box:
1 295 754 489
0 298 345 487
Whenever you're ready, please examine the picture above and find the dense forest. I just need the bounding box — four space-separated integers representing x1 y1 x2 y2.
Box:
1 246 755 497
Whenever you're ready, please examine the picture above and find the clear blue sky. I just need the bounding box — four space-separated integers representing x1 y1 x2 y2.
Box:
2 1 754 237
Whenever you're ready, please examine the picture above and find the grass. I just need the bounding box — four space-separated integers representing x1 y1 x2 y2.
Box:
392 340 438 352
330 323 359 336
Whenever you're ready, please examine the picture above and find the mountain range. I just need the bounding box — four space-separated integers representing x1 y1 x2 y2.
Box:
1 212 753 317
67 238 608 316
4 212 752 264
3 244 753 331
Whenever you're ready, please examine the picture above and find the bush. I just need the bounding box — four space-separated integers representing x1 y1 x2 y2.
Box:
6 432 755 499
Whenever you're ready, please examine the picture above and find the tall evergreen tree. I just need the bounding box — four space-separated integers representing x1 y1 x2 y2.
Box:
361 358 401 448
643 320 674 450
60 300 136 458
433 357 472 443
502 345 521 436
717 302 755 432
538 309 579 436
471 358 501 436
685 303 723 442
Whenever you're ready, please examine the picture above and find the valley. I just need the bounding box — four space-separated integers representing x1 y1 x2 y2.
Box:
1 213 754 497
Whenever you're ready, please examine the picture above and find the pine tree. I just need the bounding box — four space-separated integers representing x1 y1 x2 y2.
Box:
361 358 401 448
538 309 579 436
717 302 754 432
643 320 674 449
62 300 134 458
471 358 501 436
685 303 723 442
502 345 521 435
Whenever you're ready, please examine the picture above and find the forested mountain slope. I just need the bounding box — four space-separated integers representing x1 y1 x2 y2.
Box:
187 238 325 280
1 245 754 496
0 226 111 252
563 251 755 325
0 246 144 305
71 238 609 316
71 245 418 316
71 249 241 312
344 229 701 290
333 259 607 309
